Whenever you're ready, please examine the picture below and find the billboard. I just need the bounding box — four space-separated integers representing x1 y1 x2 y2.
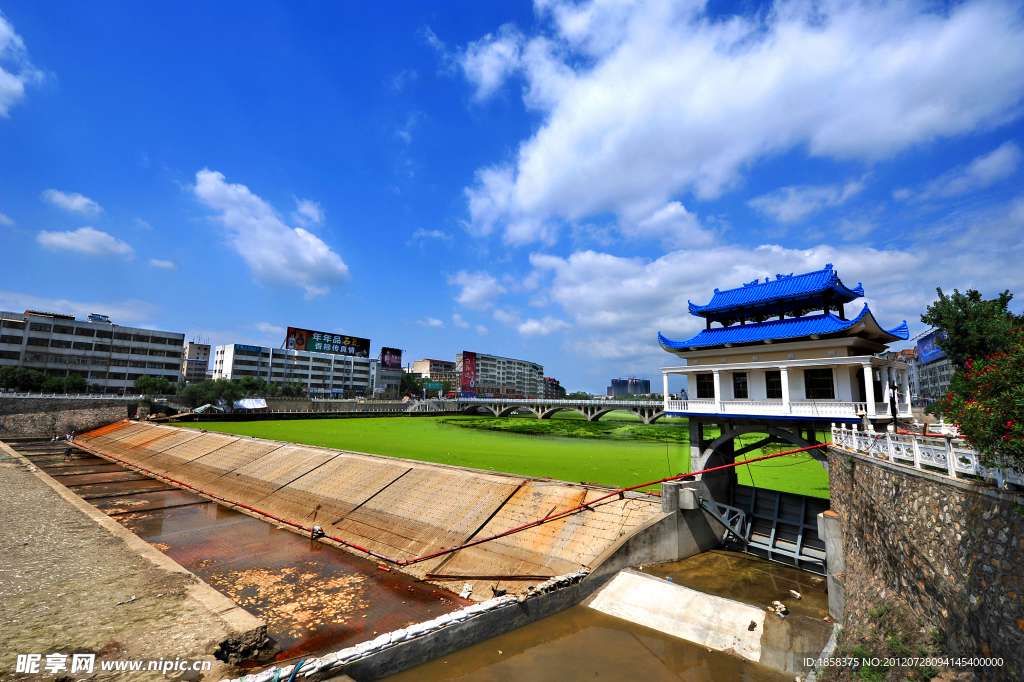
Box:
917 330 947 365
381 347 402 370
460 351 477 396
284 327 370 357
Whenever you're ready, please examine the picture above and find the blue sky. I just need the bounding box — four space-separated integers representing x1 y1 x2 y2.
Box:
1 0 1023 394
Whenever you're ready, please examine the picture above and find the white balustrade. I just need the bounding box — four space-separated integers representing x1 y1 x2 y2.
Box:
830 425 1022 489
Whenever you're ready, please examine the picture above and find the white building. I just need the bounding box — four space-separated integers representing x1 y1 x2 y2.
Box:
456 351 544 398
658 264 912 425
213 343 371 396
0 310 184 393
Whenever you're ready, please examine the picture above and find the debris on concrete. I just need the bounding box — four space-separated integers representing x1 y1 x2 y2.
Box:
790 590 803 600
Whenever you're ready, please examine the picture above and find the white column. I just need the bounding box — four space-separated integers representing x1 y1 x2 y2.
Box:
882 366 891 406
712 369 722 413
901 369 910 409
863 364 876 417
780 367 790 415
663 372 670 410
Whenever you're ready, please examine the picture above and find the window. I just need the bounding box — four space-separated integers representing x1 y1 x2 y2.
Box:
0 350 21 359
73 342 92 350
732 373 748 399
2 320 26 330
113 332 132 340
132 335 150 343
50 339 71 349
765 371 783 399
29 323 51 332
0 335 22 344
695 373 715 399
804 368 835 400
74 327 95 337
53 325 74 335
94 344 111 352
95 330 112 339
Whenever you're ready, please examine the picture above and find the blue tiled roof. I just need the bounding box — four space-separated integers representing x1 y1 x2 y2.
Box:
659 304 909 349
688 263 863 316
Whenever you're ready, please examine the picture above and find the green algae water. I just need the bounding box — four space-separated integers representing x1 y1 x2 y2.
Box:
183 416 829 497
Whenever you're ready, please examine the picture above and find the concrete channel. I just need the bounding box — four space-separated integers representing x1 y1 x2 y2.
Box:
5 421 839 681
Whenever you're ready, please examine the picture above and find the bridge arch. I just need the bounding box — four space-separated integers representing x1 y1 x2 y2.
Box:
697 424 828 473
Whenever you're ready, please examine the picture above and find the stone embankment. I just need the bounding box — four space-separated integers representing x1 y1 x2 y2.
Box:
0 397 136 438
827 445 1024 682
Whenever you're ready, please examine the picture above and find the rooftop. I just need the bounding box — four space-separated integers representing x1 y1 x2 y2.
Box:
687 263 863 318
659 304 909 350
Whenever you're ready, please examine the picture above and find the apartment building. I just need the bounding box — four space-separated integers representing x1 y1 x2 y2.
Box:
212 343 372 396
456 351 544 398
181 341 211 384
411 358 458 385
0 310 184 393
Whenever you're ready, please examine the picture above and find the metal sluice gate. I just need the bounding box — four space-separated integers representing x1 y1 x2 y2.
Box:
700 484 829 575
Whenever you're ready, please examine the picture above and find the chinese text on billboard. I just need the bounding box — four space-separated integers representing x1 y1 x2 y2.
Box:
460 351 477 396
285 327 370 357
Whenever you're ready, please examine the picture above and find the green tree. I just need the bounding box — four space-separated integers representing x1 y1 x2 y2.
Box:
239 375 269 396
400 372 424 396
0 367 45 391
64 373 87 393
931 332 1024 468
178 378 244 407
566 391 593 400
923 288 1024 468
134 374 170 395
41 375 65 393
921 288 1024 371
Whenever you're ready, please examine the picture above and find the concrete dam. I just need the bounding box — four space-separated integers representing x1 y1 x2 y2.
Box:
57 420 835 680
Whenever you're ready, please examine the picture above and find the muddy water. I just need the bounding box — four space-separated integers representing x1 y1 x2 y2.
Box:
642 549 830 621
17 442 467 665
382 605 793 682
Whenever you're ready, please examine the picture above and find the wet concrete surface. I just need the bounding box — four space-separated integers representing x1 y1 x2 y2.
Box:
641 549 831 622
381 605 794 682
12 440 469 666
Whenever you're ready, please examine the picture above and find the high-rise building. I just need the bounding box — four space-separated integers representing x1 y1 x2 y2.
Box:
607 377 651 397
456 351 544 398
542 376 564 399
181 341 211 384
0 309 184 393
411 359 458 385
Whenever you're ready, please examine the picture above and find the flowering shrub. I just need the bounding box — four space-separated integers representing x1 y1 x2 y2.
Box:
931 331 1024 468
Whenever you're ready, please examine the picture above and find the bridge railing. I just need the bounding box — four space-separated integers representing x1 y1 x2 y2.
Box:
458 397 661 407
830 425 1023 489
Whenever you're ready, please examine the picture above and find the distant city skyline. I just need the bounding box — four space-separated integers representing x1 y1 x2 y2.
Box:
2 1 1023 394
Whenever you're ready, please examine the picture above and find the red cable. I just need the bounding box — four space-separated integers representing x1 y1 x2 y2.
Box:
76 435 823 567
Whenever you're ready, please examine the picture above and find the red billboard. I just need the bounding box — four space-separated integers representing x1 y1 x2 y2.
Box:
380 347 402 370
460 351 477 396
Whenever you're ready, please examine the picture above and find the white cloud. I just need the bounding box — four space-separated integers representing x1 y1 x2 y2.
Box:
625 201 715 248
461 0 1024 244
255 322 285 336
134 217 153 230
449 270 507 309
895 141 1022 201
0 12 43 117
0 211 12 226
0 289 158 325
408 228 452 246
192 169 350 299
452 314 470 328
41 189 102 215
391 69 418 92
460 24 524 100
148 259 178 270
36 227 134 258
292 198 324 227
749 180 865 224
417 318 444 328
517 315 570 337
475 324 489 335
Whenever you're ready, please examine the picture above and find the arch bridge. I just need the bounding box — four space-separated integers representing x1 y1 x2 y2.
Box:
456 397 667 424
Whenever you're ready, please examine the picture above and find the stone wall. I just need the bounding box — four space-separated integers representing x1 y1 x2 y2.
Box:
0 398 133 437
827 446 1024 682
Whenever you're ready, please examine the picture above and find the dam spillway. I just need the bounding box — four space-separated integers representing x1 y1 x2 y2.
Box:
76 420 664 598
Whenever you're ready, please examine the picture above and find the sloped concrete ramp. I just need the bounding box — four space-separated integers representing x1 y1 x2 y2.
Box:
587 569 831 674
77 421 663 598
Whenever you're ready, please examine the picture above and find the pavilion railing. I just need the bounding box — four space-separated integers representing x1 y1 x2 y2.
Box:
830 425 1023 489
